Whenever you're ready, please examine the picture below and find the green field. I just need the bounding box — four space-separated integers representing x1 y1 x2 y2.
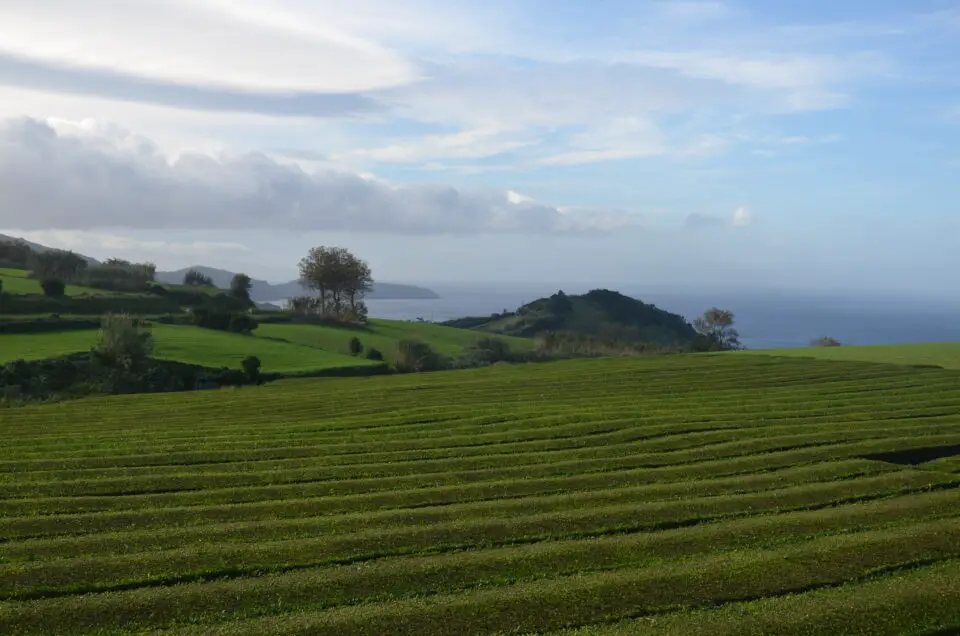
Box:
0 355 958 634
741 341 960 369
0 324 376 373
258 318 534 362
0 268 106 297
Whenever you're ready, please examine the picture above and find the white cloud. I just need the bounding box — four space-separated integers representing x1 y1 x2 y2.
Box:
0 0 417 93
0 117 634 235
732 206 752 227
6 230 252 258
683 206 753 229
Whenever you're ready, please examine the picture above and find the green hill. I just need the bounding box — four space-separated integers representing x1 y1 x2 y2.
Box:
443 289 696 347
1 355 958 634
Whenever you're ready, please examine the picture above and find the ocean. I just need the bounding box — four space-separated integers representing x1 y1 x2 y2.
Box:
269 284 960 350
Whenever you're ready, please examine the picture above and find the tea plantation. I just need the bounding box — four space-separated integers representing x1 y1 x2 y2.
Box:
0 354 957 634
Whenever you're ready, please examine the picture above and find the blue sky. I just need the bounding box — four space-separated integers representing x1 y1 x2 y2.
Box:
0 0 957 293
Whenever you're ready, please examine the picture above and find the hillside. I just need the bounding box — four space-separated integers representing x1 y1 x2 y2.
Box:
258 319 534 363
1 355 958 634
444 289 697 346
156 266 440 302
740 341 960 369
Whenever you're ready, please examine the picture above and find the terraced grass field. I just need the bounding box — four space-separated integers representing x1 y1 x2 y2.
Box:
257 318 534 362
0 324 376 373
0 355 958 635
740 341 960 369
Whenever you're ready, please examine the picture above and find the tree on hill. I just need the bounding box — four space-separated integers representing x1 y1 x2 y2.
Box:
229 273 253 304
31 250 87 282
183 269 214 287
82 259 156 292
0 241 33 269
298 246 373 323
693 308 742 351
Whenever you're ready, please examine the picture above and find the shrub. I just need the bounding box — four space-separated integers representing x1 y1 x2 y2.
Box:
349 336 364 356
241 356 262 383
93 313 154 370
40 279 66 297
462 336 513 365
229 313 259 335
812 336 842 347
395 340 447 373
365 347 384 361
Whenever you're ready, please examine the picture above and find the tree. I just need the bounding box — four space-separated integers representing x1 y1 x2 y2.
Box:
692 307 742 351
228 313 259 335
230 273 253 303
93 313 154 370
365 347 384 361
811 336 841 347
348 336 364 356
298 246 373 323
241 356 262 383
40 278 66 297
183 269 214 287
31 250 86 282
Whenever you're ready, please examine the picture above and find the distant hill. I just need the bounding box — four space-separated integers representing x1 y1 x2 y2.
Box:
443 289 697 347
155 266 440 302
0 234 99 265
0 234 438 302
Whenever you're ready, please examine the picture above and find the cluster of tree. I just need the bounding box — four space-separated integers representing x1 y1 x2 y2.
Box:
183 269 215 287
29 249 88 282
190 308 259 334
293 246 373 324
0 241 33 269
691 308 743 352
81 259 157 293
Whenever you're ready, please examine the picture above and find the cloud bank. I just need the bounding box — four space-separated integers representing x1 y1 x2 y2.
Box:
0 117 638 235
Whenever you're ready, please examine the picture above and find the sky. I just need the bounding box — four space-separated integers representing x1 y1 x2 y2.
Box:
0 0 957 292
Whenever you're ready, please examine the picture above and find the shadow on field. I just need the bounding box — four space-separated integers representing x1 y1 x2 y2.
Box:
862 444 960 466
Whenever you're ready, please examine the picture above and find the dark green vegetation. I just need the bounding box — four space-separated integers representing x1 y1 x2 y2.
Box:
0 355 957 634
444 289 698 351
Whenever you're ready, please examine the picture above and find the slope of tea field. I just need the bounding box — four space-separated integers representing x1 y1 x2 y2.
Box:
0 324 376 373
0 355 958 635
740 341 960 369
257 318 534 362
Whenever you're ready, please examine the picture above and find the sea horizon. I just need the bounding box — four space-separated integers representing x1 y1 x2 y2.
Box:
266 284 960 351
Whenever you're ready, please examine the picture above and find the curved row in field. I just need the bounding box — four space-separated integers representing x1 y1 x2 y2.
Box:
0 355 958 635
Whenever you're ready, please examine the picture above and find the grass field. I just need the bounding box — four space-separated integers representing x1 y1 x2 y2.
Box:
0 355 958 634
257 318 534 362
741 341 960 369
0 324 377 373
0 268 106 297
